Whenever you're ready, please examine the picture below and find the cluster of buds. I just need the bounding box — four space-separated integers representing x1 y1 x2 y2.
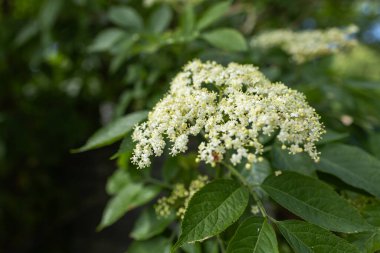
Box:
155 175 208 219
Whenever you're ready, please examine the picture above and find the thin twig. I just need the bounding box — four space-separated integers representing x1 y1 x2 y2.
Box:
145 177 173 190
217 235 226 253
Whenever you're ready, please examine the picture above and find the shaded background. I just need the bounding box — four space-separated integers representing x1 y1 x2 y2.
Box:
1 0 380 252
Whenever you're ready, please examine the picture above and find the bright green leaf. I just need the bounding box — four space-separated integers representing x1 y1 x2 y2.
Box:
130 208 175 240
88 28 125 52
262 172 372 233
148 5 172 34
197 1 231 30
227 217 279 253
277 220 360 253
108 6 143 30
98 184 160 230
202 28 247 52
316 144 380 199
73 111 147 152
173 179 249 250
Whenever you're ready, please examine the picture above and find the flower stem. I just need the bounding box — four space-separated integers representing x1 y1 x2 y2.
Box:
145 177 173 190
217 235 226 253
221 161 268 218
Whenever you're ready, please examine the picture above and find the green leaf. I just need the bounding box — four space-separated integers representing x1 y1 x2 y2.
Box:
277 220 360 253
88 28 125 52
204 240 219 253
38 0 63 31
98 184 160 230
73 111 147 152
127 236 171 253
317 129 348 145
180 4 196 35
197 1 231 30
130 208 175 240
240 159 272 188
368 133 380 160
202 28 247 52
106 168 131 195
261 172 372 233
110 34 140 72
348 230 380 253
173 179 249 250
363 202 380 227
148 5 172 34
108 6 143 30
181 242 202 253
316 144 380 199
227 217 279 253
271 145 316 176
162 156 181 182
15 21 39 47
111 133 134 160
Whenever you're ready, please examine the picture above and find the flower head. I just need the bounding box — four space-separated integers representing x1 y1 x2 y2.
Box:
131 60 325 168
251 25 359 63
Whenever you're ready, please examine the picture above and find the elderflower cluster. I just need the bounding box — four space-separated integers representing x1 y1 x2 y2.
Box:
155 175 208 219
143 0 203 7
131 60 325 169
251 25 359 63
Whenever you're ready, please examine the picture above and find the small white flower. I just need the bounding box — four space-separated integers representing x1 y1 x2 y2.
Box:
131 60 325 168
275 170 283 176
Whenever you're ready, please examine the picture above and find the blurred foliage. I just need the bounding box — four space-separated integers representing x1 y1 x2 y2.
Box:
1 0 380 252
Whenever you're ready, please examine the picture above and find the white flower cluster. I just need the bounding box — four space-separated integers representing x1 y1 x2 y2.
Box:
143 0 202 7
251 25 359 63
131 60 325 168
